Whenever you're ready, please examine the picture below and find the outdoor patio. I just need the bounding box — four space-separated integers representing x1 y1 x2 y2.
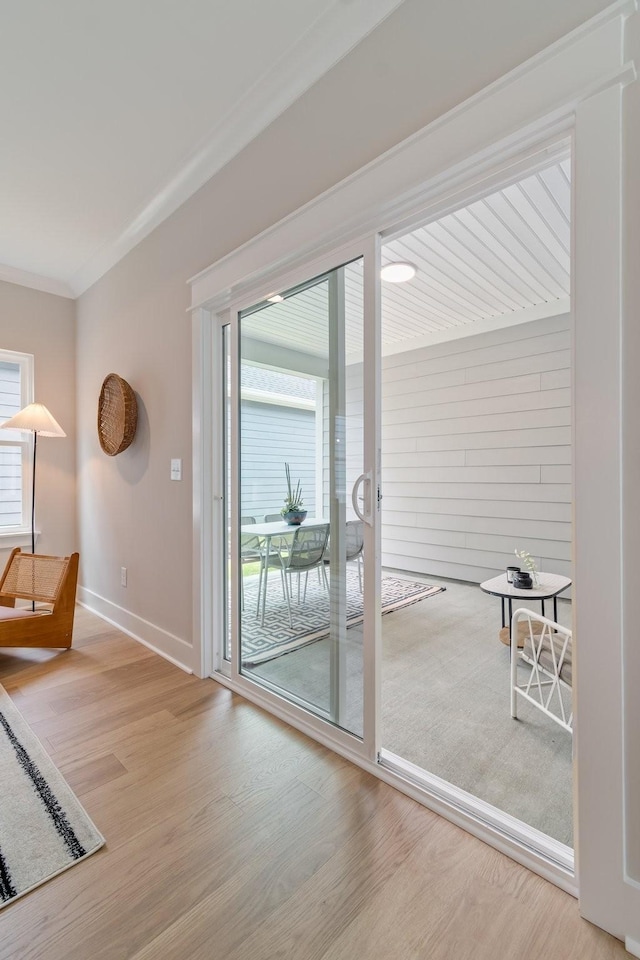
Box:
241 568 574 847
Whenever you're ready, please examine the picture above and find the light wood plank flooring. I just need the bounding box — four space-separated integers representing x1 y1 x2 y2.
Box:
0 607 628 959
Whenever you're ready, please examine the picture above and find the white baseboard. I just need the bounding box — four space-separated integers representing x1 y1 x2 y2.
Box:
77 585 194 674
626 937 640 958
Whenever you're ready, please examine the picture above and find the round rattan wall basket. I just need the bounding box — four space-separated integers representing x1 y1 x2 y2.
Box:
97 374 138 456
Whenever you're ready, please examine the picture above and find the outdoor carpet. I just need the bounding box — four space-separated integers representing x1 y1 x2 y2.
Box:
241 569 445 664
0 683 105 908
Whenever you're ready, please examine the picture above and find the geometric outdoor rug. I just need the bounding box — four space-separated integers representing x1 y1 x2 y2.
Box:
0 683 105 909
241 568 445 665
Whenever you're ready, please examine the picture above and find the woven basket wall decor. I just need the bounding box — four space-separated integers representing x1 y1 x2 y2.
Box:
97 374 138 456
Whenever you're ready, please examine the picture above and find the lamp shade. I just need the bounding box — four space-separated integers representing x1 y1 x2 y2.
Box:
0 402 66 437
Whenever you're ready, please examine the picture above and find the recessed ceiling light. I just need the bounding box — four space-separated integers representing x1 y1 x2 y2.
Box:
380 261 417 283
267 294 284 303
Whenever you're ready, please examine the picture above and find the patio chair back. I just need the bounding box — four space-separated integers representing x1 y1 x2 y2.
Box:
345 519 364 561
240 516 262 561
287 524 330 572
264 513 282 522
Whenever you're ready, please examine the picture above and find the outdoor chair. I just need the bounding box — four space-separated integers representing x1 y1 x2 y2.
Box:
0 548 79 649
345 519 364 592
240 516 263 611
258 523 330 627
323 519 364 592
510 607 573 733
263 513 289 552
240 516 262 561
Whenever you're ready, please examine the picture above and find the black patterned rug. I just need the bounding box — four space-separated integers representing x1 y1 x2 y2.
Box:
240 569 445 665
0 683 104 908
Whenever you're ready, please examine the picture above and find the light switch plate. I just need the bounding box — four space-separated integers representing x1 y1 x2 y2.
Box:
170 458 182 481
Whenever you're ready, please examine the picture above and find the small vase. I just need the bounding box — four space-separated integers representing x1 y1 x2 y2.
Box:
282 508 307 525
513 571 533 589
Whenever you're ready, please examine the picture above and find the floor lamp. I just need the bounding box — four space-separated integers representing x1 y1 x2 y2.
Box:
0 403 66 556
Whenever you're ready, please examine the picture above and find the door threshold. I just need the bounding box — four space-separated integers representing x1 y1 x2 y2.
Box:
379 748 575 894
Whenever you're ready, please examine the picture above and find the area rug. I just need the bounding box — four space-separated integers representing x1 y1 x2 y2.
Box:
0 683 105 908
241 569 445 664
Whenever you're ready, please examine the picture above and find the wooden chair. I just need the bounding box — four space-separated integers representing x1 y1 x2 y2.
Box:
0 548 79 648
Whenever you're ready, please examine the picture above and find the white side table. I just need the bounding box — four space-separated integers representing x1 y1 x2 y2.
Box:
480 572 572 645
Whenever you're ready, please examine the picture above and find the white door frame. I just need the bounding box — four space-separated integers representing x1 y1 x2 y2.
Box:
190 2 639 942
203 238 382 763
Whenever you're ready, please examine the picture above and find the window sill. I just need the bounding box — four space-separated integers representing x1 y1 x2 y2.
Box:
0 528 39 550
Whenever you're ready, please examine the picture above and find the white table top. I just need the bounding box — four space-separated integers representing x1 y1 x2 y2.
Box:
240 518 328 537
480 571 571 600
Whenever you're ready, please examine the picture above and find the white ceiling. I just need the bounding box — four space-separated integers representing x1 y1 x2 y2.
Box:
0 0 404 299
242 156 571 359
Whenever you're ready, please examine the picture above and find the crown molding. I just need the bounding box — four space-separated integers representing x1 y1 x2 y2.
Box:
0 262 74 299
68 0 405 297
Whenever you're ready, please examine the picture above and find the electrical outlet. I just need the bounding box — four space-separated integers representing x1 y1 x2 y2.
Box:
120 566 127 587
170 458 182 481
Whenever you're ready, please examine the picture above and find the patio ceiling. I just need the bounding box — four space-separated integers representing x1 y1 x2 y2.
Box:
241 155 571 362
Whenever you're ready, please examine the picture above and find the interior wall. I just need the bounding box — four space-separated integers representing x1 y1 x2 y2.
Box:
75 0 614 668
381 315 571 584
0 280 76 564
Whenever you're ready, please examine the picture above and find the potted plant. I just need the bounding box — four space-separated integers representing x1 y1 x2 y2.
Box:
281 462 307 525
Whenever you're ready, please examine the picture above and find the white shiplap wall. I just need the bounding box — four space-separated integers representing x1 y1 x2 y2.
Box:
381 314 571 584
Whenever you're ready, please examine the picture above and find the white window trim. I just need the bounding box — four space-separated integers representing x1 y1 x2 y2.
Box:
0 348 34 543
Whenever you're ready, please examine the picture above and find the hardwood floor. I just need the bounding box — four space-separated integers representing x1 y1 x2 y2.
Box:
0 607 628 959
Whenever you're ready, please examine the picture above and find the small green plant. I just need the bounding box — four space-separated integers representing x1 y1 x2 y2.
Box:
281 462 304 514
514 548 539 586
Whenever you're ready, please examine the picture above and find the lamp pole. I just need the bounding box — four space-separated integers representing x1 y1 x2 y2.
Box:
31 430 37 555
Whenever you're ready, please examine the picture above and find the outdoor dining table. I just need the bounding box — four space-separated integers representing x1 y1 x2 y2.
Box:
240 517 329 618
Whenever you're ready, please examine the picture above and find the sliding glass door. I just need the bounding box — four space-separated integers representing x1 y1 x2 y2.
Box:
222 253 375 740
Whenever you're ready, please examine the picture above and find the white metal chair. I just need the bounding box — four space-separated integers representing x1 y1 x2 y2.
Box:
345 519 364 592
263 513 289 552
323 519 364 592
510 607 573 733
259 524 330 627
240 516 263 611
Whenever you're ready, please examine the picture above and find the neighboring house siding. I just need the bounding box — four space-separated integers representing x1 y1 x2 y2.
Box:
345 364 364 519
321 373 364 520
240 400 316 520
322 380 330 518
381 314 571 584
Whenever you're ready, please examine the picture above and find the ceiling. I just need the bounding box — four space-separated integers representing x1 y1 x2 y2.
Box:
242 155 571 359
0 0 403 299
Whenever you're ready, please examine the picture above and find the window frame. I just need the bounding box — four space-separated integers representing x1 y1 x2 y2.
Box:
0 349 35 545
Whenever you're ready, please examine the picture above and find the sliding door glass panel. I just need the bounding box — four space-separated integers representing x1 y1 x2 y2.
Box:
236 259 364 737
378 155 574 846
222 323 232 662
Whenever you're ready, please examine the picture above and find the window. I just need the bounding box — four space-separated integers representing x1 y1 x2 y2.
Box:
0 350 34 534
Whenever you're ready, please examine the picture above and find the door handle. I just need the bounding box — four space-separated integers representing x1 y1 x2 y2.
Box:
352 472 373 526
